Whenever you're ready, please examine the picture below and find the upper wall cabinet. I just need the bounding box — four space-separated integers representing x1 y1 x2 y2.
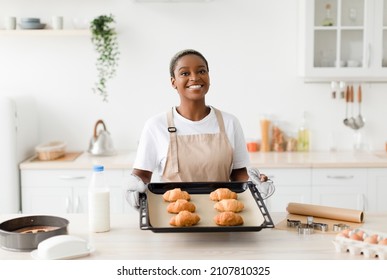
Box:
299 0 387 82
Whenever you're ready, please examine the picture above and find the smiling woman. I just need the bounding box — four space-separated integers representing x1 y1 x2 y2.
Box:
125 49 254 208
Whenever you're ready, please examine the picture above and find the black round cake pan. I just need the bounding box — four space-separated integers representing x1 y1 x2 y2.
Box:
0 215 69 252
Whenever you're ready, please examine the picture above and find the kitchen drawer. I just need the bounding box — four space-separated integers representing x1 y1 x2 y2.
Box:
312 168 367 186
21 169 124 188
259 168 311 185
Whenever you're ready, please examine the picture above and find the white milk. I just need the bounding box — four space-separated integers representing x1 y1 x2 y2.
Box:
88 190 110 233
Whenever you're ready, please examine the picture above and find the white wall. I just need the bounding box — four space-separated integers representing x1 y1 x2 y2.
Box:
1 0 386 153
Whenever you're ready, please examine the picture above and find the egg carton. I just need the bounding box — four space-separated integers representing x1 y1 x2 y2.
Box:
332 228 387 259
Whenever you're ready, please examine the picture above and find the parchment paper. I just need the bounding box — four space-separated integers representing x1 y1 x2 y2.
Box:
147 190 265 228
286 202 364 223
274 203 364 234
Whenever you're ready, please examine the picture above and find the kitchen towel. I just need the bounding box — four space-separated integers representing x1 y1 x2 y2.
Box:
286 202 364 223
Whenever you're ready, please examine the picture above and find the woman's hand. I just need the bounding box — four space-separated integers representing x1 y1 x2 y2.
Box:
259 173 268 182
125 169 152 209
230 168 249 181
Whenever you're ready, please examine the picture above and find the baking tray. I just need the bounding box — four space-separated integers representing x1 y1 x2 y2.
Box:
139 181 275 233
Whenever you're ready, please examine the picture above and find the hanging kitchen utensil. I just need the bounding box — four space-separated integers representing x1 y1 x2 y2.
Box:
348 85 358 129
331 81 338 99
88 119 116 156
339 81 346 98
343 86 351 127
355 84 365 129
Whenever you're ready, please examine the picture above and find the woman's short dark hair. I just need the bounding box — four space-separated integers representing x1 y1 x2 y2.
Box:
169 49 209 78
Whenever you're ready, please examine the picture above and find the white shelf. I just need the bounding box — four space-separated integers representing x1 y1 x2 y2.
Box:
133 0 213 2
0 29 89 36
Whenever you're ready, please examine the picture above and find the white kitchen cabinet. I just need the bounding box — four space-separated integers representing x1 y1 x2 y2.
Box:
260 168 312 212
367 168 387 211
21 169 127 214
299 0 387 81
311 168 367 210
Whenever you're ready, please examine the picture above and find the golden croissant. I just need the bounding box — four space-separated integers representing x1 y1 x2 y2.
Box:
214 211 244 226
209 188 237 201
214 199 244 213
163 188 191 202
167 199 196 213
169 210 200 227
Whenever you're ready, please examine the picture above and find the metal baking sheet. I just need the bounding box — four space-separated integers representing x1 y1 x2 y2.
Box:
139 181 275 232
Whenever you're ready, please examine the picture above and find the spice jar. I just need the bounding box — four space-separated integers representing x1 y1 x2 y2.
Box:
260 117 271 152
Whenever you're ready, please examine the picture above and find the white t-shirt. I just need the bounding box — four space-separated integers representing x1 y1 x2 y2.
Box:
133 106 250 178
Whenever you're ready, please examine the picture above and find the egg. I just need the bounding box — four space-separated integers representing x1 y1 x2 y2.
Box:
350 233 363 241
341 229 351 237
355 230 365 239
364 235 378 244
378 238 387 246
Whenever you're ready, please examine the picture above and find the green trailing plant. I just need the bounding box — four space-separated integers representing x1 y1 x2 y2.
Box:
90 14 120 102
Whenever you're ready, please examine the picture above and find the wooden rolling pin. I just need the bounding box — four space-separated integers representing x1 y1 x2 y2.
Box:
286 202 364 223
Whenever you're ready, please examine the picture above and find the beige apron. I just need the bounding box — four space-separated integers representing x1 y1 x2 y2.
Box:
162 107 233 182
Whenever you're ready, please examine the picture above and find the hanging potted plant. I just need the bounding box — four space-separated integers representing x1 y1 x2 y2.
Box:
90 14 120 102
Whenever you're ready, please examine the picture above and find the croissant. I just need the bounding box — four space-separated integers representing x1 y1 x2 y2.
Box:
209 188 237 201
163 188 191 202
214 199 244 213
167 199 196 213
169 210 200 227
214 211 244 226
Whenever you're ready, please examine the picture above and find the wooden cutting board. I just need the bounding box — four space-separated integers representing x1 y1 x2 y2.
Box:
31 152 82 162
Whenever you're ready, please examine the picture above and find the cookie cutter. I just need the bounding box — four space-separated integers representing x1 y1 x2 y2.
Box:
287 219 301 228
298 223 314 235
312 222 329 232
333 223 350 232
288 216 328 234
297 216 314 234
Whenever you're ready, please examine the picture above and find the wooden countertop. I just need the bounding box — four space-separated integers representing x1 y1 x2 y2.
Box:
1 212 386 260
19 150 387 170
19 150 137 170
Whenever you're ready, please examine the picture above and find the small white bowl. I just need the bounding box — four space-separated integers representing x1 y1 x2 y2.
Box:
20 18 40 23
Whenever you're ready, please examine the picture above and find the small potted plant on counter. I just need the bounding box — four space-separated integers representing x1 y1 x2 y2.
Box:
90 14 120 102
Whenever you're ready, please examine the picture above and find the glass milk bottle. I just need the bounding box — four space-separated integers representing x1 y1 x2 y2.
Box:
88 165 110 232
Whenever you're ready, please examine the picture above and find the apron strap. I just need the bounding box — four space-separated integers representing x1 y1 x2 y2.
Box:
213 107 226 133
166 108 179 173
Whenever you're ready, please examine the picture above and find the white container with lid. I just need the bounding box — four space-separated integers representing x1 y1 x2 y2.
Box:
35 141 66 161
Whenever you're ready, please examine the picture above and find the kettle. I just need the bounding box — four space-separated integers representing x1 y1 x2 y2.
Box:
88 119 116 156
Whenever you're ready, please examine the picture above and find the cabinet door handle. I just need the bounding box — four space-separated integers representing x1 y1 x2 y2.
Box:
74 196 80 213
59 175 86 180
66 197 72 213
367 43 372 68
326 175 354 180
358 194 365 211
